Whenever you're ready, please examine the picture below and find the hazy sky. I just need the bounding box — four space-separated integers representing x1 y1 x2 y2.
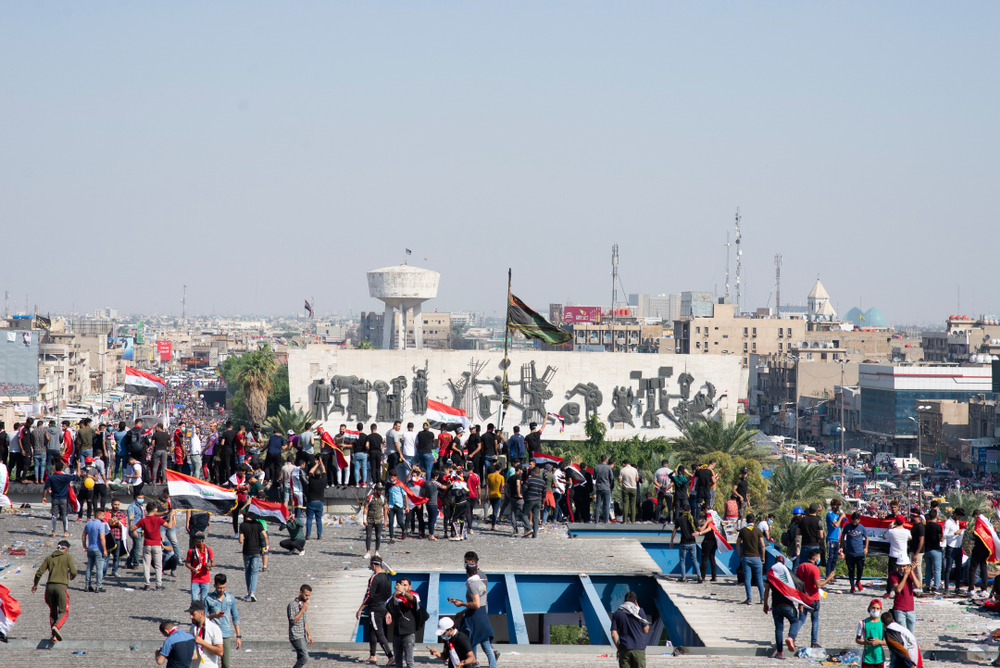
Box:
3 3 998 325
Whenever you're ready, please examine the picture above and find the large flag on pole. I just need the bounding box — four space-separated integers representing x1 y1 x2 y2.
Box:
246 498 291 526
425 399 470 431
507 293 572 345
0 584 21 643
125 366 166 396
974 514 1000 563
166 470 238 515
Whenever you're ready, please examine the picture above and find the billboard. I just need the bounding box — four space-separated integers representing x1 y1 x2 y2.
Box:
0 329 40 397
563 306 601 324
157 340 172 362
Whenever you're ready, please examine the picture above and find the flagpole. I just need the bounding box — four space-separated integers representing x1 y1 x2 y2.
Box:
499 268 512 435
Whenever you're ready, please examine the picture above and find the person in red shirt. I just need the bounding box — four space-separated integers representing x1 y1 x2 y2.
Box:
437 431 453 469
888 559 919 634
464 463 480 536
135 503 174 591
795 548 837 649
235 426 247 458
61 421 74 467
186 532 215 602
173 422 186 471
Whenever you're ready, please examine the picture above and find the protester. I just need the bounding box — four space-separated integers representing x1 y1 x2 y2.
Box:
943 508 966 595
429 617 475 668
357 557 393 664
923 509 944 593
610 591 650 668
155 620 196 668
204 574 242 668
884 515 911 596
796 547 836 648
41 460 75 538
593 454 614 523
448 553 497 668
670 503 702 583
763 558 803 659
81 512 109 592
288 584 314 668
238 512 267 602
281 514 307 556
855 599 886 668
104 498 128 579
32 539 77 642
796 503 825 570
618 459 639 524
186 532 215 602
363 483 387 559
188 600 225 668
387 577 420 668
825 499 845 578
881 611 922 668
737 512 766 603
888 558 919 634
136 502 173 590
841 512 870 593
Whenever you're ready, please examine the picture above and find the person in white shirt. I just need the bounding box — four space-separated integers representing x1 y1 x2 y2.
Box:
757 513 775 544
653 460 673 524
401 423 418 473
884 515 911 595
189 430 203 480
188 600 224 668
942 507 966 595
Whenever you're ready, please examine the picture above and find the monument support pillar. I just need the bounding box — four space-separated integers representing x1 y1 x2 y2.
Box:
413 303 423 350
382 304 393 350
397 303 406 350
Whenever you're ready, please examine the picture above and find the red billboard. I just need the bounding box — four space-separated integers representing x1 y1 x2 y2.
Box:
563 306 602 323
157 340 172 362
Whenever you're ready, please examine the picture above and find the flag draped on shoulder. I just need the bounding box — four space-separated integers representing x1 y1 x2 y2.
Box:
124 366 166 396
507 293 572 345
319 431 350 469
167 470 238 515
246 498 291 526
766 560 814 611
974 514 1000 563
395 480 428 507
425 399 469 431
706 509 732 551
0 584 20 643
885 621 922 668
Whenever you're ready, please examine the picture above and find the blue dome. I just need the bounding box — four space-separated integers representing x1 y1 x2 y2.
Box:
843 307 864 326
863 307 887 327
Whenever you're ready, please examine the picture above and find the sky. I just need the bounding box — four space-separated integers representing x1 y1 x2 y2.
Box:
2 3 998 325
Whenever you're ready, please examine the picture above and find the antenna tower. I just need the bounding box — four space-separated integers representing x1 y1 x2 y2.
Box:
611 244 620 329
724 232 731 299
774 254 782 316
182 284 188 321
734 207 743 312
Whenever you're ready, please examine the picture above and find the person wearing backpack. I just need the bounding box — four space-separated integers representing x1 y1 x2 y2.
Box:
782 507 804 558
386 577 422 668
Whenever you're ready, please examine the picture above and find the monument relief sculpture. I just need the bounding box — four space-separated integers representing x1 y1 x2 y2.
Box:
608 385 635 427
347 378 372 423
565 382 603 420
411 363 429 414
311 379 331 421
373 380 392 422
388 376 408 423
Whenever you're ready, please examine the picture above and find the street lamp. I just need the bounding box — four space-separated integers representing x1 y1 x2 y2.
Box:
906 404 932 494
838 358 852 497
786 355 799 462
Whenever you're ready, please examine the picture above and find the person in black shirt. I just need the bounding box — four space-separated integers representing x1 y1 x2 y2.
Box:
151 425 171 485
430 617 475 668
353 423 370 488
763 560 801 658
465 426 483 478
670 503 703 583
217 422 237 484
386 577 420 667
524 422 545 461
356 558 393 664
923 509 943 592
795 503 824 569
693 463 715 524
732 467 750 518
305 461 327 540
367 424 384 485
481 424 499 476
416 423 436 478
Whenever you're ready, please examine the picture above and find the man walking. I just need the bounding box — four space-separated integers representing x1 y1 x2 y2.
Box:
737 512 766 604
188 600 224 668
610 591 650 668
288 584 314 668
81 513 108 592
41 460 75 538
356 558 393 664
136 502 173 590
32 539 77 642
155 621 196 668
825 499 845 578
796 548 836 649
388 577 420 668
238 513 267 602
150 424 171 485
618 460 639 524
204 574 242 668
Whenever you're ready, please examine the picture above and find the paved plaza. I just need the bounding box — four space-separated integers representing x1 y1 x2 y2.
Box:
1 509 998 666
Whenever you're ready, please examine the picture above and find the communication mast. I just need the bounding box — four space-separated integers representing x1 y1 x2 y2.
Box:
724 232 731 300
734 208 743 312
774 254 783 316
182 284 188 321
611 244 620 329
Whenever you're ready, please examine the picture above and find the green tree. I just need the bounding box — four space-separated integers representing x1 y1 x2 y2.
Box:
237 344 277 425
266 406 315 437
692 452 767 516
356 340 373 350
267 364 290 417
766 459 840 511
670 415 764 466
946 491 990 517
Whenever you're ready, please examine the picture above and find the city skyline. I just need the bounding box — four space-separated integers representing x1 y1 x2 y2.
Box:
2 3 998 322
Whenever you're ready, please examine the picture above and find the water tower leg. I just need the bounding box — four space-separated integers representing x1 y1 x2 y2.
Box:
382 304 393 350
398 304 406 350
413 303 423 350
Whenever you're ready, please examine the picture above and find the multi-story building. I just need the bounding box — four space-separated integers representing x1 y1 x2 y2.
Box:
674 300 805 367
921 315 1000 363
359 311 452 349
571 322 662 353
628 294 674 320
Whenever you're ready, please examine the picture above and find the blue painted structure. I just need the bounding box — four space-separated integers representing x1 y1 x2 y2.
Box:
355 572 677 646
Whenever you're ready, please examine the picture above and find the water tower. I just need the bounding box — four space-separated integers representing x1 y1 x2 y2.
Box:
367 265 440 349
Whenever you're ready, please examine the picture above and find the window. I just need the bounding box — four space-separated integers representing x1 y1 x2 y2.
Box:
723 334 729 338
752 342 757 351
715 327 719 330
696 327 701 334
779 343 783 350
743 327 748 336
752 327 757 336
743 342 748 351
786 328 792 336
696 342 701 349
714 341 719 345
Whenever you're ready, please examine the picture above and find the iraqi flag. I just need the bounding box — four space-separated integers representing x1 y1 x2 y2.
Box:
67 484 81 514
546 412 565 434
125 367 166 396
166 470 238 515
0 584 21 643
0 464 10 509
319 431 350 469
343 429 360 445
394 480 429 508
706 509 732 551
425 399 469 431
839 515 911 556
974 514 1000 563
247 498 291 526
566 462 588 486
885 621 923 668
533 452 563 467
766 561 815 611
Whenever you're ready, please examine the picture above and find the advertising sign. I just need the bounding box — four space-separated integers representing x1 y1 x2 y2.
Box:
157 340 172 362
0 329 40 396
137 321 145 344
563 306 601 324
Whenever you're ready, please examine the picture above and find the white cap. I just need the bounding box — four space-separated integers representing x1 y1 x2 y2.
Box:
436 617 455 636
896 555 911 566
287 430 295 435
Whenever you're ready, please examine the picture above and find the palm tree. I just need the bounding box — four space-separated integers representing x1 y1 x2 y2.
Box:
356 340 373 350
237 344 277 425
946 491 990 517
766 459 840 510
266 406 315 437
670 414 764 465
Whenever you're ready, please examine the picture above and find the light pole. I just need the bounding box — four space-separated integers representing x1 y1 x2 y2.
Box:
838 358 852 496
907 404 932 496
785 355 799 462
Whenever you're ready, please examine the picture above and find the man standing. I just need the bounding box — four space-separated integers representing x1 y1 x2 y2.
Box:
524 422 545 461
593 454 614 524
521 466 546 538
796 503 825 570
731 466 750 518
154 621 196 668
465 425 483 480
150 424 171 485
618 460 639 524
387 578 420 668
884 515 911 595
653 460 673 524
737 513 766 604
264 429 285 489
136 502 173 591
189 428 203 480
188 600 224 668
33 539 77 642
907 508 925 591
204 574 242 668
386 421 404 478
299 425 315 458
416 422 436 480
353 422 369 487
186 532 215 602
41 460 75 538
238 513 267 602
81 513 108 592
104 498 128 579
888 559 919 633
923 509 944 593
825 499 845 578
448 557 497 668
288 584 314 668
840 511 869 593
400 422 418 480
216 422 237 485
504 426 525 464
943 508 966 595
367 423 384 485
796 548 836 649
693 462 715 524
481 424 499 478
356 558 393 664
610 591 650 668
